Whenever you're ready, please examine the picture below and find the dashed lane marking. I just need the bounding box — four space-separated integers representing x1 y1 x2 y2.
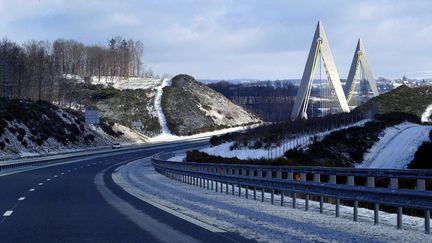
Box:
2 211 13 217
18 197 25 201
29 188 35 192
38 183 43 186
54 175 58 177
46 179 51 181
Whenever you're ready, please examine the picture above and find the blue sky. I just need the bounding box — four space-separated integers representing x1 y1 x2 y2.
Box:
1 0 431 79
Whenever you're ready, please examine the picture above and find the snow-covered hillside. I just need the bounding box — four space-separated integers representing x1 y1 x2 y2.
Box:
357 122 432 169
161 74 261 136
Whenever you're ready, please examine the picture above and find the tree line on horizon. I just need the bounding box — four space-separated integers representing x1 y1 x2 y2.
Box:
0 37 145 104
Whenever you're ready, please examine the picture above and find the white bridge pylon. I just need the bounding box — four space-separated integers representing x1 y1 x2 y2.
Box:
344 38 379 103
290 21 350 120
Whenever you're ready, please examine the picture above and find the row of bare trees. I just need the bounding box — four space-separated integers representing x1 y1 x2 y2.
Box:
0 37 144 102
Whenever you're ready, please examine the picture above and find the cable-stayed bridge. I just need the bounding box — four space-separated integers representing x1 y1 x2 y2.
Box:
291 21 378 120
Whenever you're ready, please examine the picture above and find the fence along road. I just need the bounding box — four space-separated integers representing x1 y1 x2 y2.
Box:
151 153 432 234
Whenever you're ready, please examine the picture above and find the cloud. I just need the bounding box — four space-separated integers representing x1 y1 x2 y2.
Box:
1 0 432 79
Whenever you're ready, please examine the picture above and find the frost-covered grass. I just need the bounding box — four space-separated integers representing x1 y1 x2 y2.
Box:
114 158 431 243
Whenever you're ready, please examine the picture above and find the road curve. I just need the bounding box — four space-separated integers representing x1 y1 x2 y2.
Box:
0 141 249 243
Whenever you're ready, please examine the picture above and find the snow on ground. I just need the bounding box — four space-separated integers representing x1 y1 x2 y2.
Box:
201 120 369 160
150 125 252 143
421 104 432 123
154 78 172 135
113 158 431 243
357 122 431 169
63 74 162 90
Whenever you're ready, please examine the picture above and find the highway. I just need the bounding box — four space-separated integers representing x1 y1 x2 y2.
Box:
0 140 249 243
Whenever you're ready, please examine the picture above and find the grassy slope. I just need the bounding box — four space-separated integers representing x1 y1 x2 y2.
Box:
355 85 432 117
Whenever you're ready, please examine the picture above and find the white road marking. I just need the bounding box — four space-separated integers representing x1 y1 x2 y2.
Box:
38 183 43 186
61 172 65 175
18 197 25 201
3 211 13 217
54 175 58 177
68 170 71 172
46 178 51 181
29 188 35 192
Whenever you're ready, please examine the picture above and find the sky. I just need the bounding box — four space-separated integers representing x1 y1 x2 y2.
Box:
0 0 431 80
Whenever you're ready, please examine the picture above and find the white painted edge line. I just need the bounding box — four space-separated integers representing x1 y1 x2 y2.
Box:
3 210 13 217
29 188 35 192
18 197 25 201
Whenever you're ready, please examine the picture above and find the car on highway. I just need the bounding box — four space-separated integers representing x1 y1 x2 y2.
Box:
111 142 122 149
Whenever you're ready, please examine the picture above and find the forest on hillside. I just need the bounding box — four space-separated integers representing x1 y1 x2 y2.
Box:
0 37 145 104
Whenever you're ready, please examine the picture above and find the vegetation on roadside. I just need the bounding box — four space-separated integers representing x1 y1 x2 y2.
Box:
408 130 432 169
354 85 432 118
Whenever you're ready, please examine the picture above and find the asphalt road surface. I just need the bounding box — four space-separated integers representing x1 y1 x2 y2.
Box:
0 140 250 243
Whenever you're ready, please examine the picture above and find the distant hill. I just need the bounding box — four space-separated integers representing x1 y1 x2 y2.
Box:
355 85 432 118
162 74 261 136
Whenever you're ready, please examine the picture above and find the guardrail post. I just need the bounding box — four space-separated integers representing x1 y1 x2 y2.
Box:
390 178 398 189
397 207 403 229
353 201 358 221
330 175 336 184
211 180 214 190
417 179 426 191
305 195 309 211
232 184 234 195
261 188 265 202
347 176 355 186
288 171 294 180
367 177 375 187
246 187 249 199
254 187 257 200
292 193 297 209
319 196 324 213
425 210 430 234
281 192 284 206
267 170 272 178
277 171 282 179
206 179 210 190
300 173 306 181
313 174 320 183
226 183 228 194
374 204 379 225
215 181 218 192
271 189 274 205
335 199 340 217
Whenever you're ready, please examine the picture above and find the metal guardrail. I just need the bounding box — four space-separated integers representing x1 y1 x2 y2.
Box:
151 153 432 234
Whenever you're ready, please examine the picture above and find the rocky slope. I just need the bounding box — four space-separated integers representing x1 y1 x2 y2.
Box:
161 74 261 136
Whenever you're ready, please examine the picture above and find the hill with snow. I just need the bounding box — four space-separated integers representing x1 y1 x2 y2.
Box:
0 99 139 159
161 74 261 136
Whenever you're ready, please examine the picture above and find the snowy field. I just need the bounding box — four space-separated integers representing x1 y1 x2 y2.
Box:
114 158 431 243
63 74 163 90
357 122 431 169
200 120 369 160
